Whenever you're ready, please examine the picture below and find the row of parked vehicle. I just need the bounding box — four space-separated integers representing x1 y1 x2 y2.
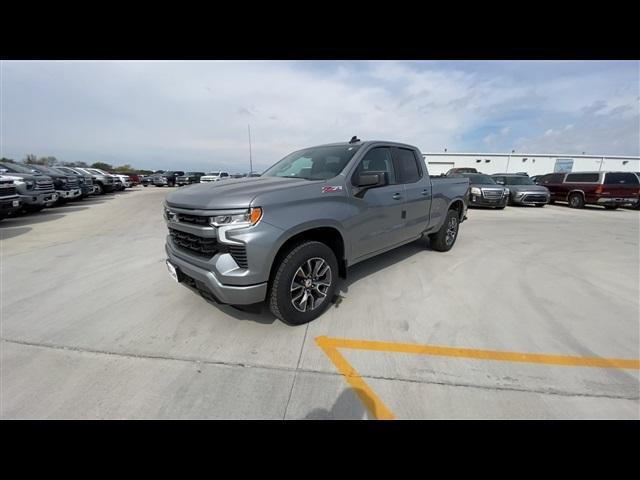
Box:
141 171 261 187
0 162 137 221
446 168 640 210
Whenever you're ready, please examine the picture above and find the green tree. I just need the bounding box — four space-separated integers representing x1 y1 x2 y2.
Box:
91 162 114 171
113 164 133 173
0 157 16 163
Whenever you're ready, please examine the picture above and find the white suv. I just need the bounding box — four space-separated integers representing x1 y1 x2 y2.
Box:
200 171 230 182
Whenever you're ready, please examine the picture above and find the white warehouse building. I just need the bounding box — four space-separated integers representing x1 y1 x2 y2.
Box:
422 152 640 176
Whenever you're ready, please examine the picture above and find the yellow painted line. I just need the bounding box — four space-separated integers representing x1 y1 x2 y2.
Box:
316 336 395 420
315 336 640 420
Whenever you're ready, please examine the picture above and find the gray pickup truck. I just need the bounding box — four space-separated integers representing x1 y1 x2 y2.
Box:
164 139 469 324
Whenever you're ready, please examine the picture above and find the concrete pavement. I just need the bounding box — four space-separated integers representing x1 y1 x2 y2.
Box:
1 187 638 419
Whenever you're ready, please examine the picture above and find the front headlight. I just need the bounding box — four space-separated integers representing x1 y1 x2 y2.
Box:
470 187 481 195
209 207 262 227
504 188 510 195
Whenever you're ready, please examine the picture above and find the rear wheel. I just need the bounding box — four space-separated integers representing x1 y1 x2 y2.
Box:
429 209 460 252
269 241 338 325
568 192 584 209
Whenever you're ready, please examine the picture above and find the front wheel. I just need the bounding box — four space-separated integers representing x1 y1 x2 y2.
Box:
95 183 104 195
269 241 338 325
429 209 460 252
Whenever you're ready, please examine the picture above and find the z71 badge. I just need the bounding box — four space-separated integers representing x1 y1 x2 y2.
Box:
322 186 343 193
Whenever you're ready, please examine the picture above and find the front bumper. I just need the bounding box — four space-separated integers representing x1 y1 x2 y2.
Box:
469 195 506 207
166 243 268 305
511 192 550 205
57 188 82 200
19 191 58 206
0 197 21 215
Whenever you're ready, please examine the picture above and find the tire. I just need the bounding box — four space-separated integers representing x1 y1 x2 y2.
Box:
604 205 618 210
95 183 104 195
568 192 584 209
535 204 545 207
496 202 506 210
549 199 555 205
269 241 338 325
429 209 460 252
143 184 148 187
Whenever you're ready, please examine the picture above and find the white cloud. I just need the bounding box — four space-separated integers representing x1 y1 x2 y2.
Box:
1 60 638 171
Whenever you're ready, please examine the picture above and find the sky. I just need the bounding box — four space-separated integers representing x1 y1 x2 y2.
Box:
1 60 638 172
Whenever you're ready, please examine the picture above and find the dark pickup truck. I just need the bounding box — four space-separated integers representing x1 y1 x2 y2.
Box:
164 139 469 325
0 177 21 220
0 162 58 212
176 172 205 186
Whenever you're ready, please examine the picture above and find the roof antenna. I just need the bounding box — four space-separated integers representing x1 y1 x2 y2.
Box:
349 136 360 144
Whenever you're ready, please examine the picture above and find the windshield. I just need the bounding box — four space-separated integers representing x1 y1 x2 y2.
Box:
263 144 362 180
465 174 496 184
502 176 535 186
1 162 42 174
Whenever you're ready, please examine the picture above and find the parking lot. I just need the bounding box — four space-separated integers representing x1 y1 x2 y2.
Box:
1 186 638 419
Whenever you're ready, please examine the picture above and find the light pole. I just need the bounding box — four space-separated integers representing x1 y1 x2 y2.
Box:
248 124 253 174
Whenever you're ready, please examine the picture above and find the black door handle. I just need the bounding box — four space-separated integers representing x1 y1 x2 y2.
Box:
421 190 430 196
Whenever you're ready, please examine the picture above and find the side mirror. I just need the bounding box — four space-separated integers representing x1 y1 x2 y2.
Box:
356 172 388 188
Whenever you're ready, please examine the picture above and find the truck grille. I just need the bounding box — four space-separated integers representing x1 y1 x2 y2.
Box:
35 180 54 191
177 213 209 225
85 178 93 186
0 185 17 196
169 228 248 268
482 188 504 199
66 177 79 188
522 194 548 203
169 228 218 257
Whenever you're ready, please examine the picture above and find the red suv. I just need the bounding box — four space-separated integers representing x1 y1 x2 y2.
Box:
537 171 640 209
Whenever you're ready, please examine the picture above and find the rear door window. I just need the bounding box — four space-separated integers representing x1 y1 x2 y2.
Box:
393 147 422 184
565 173 600 183
604 172 639 185
542 173 565 184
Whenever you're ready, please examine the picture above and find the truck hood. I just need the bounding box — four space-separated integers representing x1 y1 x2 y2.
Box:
166 176 317 210
0 173 51 182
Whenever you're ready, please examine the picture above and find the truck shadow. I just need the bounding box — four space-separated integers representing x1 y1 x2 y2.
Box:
335 237 428 299
0 212 66 227
302 387 374 420
187 237 428 325
0 226 32 240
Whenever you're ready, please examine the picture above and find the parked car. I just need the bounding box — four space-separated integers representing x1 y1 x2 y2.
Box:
154 171 185 187
0 162 58 212
51 166 98 197
176 172 205 186
25 165 83 203
446 167 479 175
200 171 230 182
164 139 469 325
111 174 131 188
0 176 21 220
537 171 640 209
453 173 508 209
74 167 116 194
491 174 550 207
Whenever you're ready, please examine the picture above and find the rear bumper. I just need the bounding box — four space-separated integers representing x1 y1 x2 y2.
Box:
596 197 638 206
166 243 268 305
